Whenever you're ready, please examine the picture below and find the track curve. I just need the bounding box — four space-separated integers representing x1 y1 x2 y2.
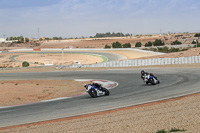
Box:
0 68 199 128
11 51 127 63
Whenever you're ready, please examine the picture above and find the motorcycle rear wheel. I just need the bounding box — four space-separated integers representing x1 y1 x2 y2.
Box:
149 79 156 85
104 88 110 96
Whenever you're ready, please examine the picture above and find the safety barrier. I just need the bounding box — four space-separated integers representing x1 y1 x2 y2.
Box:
68 55 200 68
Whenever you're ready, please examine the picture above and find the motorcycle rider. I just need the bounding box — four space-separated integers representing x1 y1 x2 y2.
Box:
90 81 104 91
141 70 157 80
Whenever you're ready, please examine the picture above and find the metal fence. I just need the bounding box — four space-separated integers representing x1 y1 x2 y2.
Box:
68 56 200 68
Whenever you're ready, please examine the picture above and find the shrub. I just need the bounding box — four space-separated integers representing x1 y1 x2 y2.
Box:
156 129 167 133
123 43 131 48
193 43 200 48
22 61 29 67
169 47 180 52
153 39 165 46
104 44 111 49
153 47 189 53
149 48 158 52
112 41 122 48
145 41 153 47
169 128 186 132
171 40 182 45
157 46 169 53
135 42 142 47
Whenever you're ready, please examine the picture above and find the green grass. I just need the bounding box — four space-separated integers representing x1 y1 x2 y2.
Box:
169 128 186 132
156 129 167 133
156 128 186 133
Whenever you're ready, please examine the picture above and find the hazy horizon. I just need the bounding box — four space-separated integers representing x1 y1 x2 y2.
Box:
0 0 200 38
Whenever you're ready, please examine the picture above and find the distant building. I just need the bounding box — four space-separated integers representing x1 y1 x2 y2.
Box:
0 38 6 43
0 38 18 43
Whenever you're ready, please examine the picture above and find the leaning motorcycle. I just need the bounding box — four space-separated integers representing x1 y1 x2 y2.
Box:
143 75 160 85
84 84 110 98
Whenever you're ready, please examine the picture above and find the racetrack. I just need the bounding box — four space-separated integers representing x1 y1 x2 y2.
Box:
0 68 200 128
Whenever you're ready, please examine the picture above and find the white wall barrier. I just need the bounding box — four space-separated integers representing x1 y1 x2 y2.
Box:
68 56 200 68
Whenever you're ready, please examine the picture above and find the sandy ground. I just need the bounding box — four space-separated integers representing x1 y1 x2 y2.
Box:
15 53 105 66
93 50 157 59
0 80 85 107
0 48 200 132
0 53 104 68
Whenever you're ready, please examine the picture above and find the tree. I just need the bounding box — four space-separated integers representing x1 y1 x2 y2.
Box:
53 37 59 40
122 43 131 48
191 40 198 44
171 40 182 45
112 41 122 48
145 41 153 47
94 32 125 38
25 38 29 42
153 39 165 46
135 42 142 47
194 33 200 37
17 36 24 43
58 37 63 40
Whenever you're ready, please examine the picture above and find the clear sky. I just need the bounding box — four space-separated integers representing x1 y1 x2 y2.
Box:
0 0 200 38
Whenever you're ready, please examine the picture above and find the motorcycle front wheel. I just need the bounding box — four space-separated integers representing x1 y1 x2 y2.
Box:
89 89 97 98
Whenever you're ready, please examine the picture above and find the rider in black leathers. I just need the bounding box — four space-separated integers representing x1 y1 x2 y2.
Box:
141 70 157 80
89 81 104 91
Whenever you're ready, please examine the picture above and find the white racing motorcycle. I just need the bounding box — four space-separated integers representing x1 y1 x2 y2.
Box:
143 74 160 85
84 84 110 98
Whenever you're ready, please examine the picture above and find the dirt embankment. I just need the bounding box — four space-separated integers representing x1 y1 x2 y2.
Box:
38 36 163 49
137 47 200 59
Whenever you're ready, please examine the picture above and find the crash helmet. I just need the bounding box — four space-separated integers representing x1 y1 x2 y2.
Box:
84 83 88 88
141 70 145 75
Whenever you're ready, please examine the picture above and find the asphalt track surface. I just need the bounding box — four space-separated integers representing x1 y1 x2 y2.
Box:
0 68 200 128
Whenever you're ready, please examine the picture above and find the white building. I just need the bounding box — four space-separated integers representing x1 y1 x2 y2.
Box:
0 38 18 43
0 38 6 43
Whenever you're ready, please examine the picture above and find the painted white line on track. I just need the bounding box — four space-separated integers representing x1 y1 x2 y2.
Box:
75 79 119 89
41 97 71 102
